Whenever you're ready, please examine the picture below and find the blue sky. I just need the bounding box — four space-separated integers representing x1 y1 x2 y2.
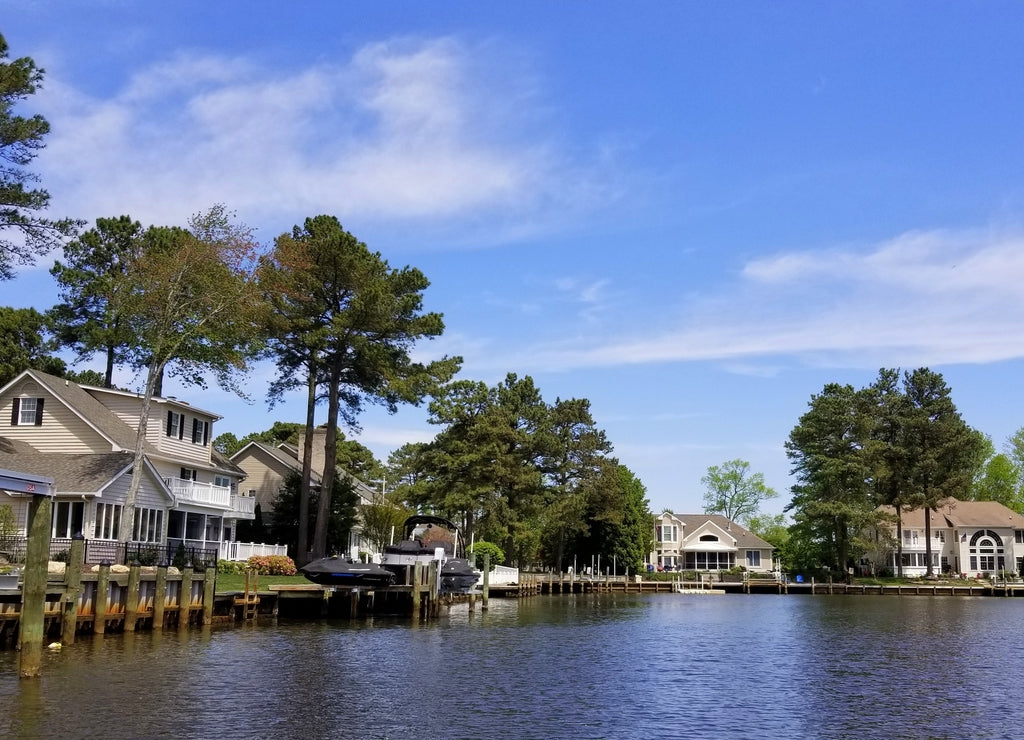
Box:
3 2 1024 516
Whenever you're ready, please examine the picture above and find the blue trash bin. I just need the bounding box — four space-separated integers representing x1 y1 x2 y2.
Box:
796 574 804 583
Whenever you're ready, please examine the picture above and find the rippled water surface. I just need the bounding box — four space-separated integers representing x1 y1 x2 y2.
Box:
3 593 1024 739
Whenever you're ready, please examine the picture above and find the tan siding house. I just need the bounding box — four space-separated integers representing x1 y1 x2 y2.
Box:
0 369 255 563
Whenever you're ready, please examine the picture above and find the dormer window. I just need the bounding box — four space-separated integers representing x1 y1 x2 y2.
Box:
192 419 209 446
11 397 44 426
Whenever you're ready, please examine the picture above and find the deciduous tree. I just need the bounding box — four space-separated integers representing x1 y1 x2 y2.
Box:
112 205 267 541
700 459 777 524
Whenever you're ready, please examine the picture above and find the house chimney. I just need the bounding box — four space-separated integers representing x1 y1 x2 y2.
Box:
297 428 330 478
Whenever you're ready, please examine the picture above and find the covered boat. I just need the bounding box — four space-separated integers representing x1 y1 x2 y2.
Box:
382 515 480 593
300 555 396 587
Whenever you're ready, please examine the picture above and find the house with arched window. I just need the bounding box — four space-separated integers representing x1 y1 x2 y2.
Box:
652 511 774 573
873 499 1024 578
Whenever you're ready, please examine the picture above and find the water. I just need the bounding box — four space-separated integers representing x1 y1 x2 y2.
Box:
2 593 1024 739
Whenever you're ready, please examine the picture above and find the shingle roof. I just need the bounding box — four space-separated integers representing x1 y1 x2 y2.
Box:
884 499 1024 529
27 369 154 453
0 436 133 493
662 512 773 549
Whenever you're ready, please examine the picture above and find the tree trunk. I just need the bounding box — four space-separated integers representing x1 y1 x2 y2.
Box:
311 363 341 560
296 363 316 566
118 361 163 542
924 504 934 577
895 504 904 578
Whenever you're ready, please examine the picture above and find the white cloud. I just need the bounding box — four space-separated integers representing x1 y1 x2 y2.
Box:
32 37 617 240
504 227 1024 372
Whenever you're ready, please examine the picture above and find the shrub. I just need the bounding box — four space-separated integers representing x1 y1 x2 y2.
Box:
468 540 505 568
217 560 247 575
246 555 297 576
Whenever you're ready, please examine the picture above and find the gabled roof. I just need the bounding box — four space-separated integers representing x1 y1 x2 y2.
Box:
232 440 323 485
662 512 773 550
882 499 1024 530
0 436 135 494
12 369 153 453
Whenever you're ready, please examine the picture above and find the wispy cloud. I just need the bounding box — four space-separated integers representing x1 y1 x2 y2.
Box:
505 227 1024 371
32 37 619 242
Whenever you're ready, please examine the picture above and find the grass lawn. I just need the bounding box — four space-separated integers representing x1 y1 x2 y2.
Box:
214 572 311 593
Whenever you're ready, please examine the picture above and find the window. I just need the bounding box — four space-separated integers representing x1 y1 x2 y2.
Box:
699 534 719 542
936 531 945 543
192 419 209 445
52 501 84 538
657 525 678 542
94 503 122 540
180 468 197 481
11 397 44 426
133 507 163 543
1016 531 1024 545
746 551 761 567
166 411 183 439
684 552 735 570
214 475 231 489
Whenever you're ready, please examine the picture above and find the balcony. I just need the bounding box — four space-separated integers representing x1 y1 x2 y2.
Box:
165 477 231 509
229 494 256 519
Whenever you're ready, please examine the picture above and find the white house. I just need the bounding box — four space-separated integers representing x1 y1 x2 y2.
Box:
653 511 774 573
0 369 256 563
873 499 1024 578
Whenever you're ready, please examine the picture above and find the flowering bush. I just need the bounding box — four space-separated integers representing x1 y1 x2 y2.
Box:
246 555 297 576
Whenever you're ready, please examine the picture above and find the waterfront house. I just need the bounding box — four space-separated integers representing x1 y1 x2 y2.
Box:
229 427 378 559
652 511 774 573
0 369 256 563
871 499 1024 578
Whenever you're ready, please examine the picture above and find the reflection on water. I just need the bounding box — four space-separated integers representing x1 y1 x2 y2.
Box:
2 594 1024 739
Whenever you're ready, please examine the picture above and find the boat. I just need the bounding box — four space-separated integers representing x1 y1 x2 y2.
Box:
300 555 396 587
382 515 480 593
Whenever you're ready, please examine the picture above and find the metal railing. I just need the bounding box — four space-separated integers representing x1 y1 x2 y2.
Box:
0 537 217 568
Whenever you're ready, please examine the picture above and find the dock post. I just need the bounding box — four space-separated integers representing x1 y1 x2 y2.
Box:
154 564 167 630
412 562 423 620
179 567 193 632
427 560 439 618
124 561 142 632
94 561 111 636
18 493 53 678
61 534 85 646
482 553 490 611
201 567 215 625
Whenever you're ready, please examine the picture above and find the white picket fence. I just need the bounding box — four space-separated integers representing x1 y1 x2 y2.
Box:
219 541 289 562
484 564 519 585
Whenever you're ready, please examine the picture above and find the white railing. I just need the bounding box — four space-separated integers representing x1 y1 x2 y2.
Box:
219 541 289 561
165 477 231 508
229 494 256 517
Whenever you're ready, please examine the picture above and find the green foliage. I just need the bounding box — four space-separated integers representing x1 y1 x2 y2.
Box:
216 559 247 575
0 306 67 386
0 33 79 280
701 459 777 524
48 215 144 387
468 540 505 568
359 493 411 554
171 540 187 569
268 472 358 558
246 555 297 576
786 368 985 576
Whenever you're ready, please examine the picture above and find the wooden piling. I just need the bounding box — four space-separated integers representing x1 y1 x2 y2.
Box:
94 562 111 636
201 568 215 625
482 553 490 611
153 565 167 630
61 534 85 645
412 562 423 619
18 494 52 679
124 563 141 632
179 567 193 632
